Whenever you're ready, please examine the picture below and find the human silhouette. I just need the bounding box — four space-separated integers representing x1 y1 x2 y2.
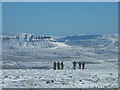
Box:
79 62 81 69
61 61 64 70
73 61 76 70
82 62 85 70
57 62 60 70
54 62 56 70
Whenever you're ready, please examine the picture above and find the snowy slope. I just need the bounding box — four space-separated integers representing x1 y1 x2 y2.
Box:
57 34 118 62
57 34 118 47
2 33 118 69
2 33 77 69
1 33 118 88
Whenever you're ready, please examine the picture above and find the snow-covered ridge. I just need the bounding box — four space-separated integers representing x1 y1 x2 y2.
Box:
2 33 70 49
57 34 118 47
2 33 118 49
2 33 53 41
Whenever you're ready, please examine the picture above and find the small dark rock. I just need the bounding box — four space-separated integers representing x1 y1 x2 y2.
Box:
34 84 37 86
16 76 19 78
46 81 50 83
51 80 54 83
109 73 113 75
81 82 84 84
79 80 82 82
4 76 8 78
113 79 115 81
62 82 65 85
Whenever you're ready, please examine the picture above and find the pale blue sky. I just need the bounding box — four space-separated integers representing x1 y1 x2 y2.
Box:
2 2 118 36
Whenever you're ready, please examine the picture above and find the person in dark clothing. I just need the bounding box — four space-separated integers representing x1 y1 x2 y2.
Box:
57 62 60 70
79 62 81 69
73 61 76 70
82 62 85 70
54 62 56 70
61 61 64 70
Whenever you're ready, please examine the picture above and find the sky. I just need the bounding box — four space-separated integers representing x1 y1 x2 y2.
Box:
2 2 118 36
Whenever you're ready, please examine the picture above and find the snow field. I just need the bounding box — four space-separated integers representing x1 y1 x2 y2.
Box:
2 68 118 88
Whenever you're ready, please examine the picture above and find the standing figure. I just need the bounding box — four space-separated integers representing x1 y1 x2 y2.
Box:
54 62 56 70
73 61 76 70
61 61 64 70
57 62 60 70
79 62 81 69
82 62 85 70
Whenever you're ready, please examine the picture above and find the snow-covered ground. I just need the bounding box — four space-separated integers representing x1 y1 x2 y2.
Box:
2 69 118 88
1 33 118 88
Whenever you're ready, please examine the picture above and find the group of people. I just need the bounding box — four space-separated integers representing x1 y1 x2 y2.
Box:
53 61 85 70
73 61 85 70
54 61 64 70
